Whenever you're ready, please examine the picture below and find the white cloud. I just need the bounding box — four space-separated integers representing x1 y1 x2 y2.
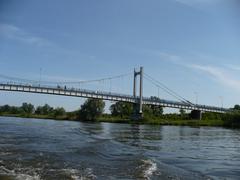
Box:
0 23 52 47
0 24 95 58
146 49 240 92
154 51 182 64
0 23 97 61
144 49 184 65
189 64 240 91
175 0 223 6
225 64 240 71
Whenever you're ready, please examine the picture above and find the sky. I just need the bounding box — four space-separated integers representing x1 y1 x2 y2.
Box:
0 0 240 112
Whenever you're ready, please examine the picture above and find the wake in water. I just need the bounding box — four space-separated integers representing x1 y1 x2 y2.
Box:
0 164 40 180
136 159 158 180
0 163 97 180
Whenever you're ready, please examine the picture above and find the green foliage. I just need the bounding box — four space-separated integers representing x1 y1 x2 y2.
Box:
35 106 42 115
21 103 35 114
202 112 222 121
143 104 163 118
35 104 54 115
179 109 186 116
110 102 133 117
221 112 240 127
1 101 240 128
150 105 163 117
9 106 23 114
145 97 163 117
0 103 67 120
0 104 23 115
233 104 240 111
0 105 10 112
78 98 105 121
53 107 66 117
66 111 78 120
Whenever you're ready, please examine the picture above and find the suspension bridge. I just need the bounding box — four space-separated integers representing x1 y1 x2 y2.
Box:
0 67 228 120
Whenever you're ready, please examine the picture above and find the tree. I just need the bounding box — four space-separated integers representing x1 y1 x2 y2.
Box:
150 105 163 117
179 109 186 116
148 96 164 117
0 105 10 113
53 107 66 117
143 104 163 117
234 105 240 111
35 106 43 115
110 102 133 117
78 98 105 121
42 104 54 115
35 104 54 115
143 105 153 115
10 106 23 114
21 103 35 114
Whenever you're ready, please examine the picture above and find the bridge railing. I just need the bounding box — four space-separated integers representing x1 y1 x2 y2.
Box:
0 82 228 112
0 81 136 100
143 97 191 106
143 96 228 112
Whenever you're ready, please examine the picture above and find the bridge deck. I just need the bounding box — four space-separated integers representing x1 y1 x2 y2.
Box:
0 83 228 113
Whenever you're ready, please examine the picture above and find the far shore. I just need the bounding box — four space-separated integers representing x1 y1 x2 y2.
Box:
0 113 239 128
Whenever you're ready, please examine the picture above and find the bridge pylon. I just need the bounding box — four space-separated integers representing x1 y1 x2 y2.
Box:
132 67 144 120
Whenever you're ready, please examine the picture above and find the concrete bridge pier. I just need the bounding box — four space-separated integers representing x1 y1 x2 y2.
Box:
132 102 143 120
190 110 202 120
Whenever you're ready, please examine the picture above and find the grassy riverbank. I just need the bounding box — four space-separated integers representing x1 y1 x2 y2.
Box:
1 112 240 128
0 112 75 121
1 101 240 128
97 114 225 127
101 112 240 128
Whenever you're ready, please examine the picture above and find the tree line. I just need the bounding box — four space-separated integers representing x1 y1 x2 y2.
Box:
1 99 240 127
0 97 163 121
0 103 66 118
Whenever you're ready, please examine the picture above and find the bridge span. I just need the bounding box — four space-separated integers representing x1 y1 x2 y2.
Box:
0 67 229 120
0 83 227 114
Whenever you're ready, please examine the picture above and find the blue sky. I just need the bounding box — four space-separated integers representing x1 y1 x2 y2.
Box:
0 0 239 111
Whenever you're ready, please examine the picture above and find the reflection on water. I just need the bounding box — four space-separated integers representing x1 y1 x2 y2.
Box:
0 117 240 179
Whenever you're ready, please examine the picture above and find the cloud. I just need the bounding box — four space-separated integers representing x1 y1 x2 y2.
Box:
225 64 240 71
175 0 223 6
0 23 52 47
146 49 240 92
0 23 97 62
188 64 240 91
154 52 182 64
144 49 184 65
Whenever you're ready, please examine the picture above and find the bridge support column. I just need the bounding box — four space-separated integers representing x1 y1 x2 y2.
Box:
132 103 143 120
139 66 143 115
133 69 137 97
190 110 202 120
132 67 144 120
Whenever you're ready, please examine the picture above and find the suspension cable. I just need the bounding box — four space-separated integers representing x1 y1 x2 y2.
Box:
0 72 132 85
144 73 194 106
144 75 187 103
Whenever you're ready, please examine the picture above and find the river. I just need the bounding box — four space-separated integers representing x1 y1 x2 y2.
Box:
0 117 240 180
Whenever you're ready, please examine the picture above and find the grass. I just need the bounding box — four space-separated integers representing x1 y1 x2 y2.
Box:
0 112 238 128
97 114 227 127
0 113 70 121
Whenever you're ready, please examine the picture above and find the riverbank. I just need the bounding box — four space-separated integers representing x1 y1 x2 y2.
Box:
1 112 239 128
98 115 226 127
1 102 240 128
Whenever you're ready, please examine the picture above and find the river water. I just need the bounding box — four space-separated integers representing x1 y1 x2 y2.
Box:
0 117 240 180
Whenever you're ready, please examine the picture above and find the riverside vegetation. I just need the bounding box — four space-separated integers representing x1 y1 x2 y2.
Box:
0 98 240 128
